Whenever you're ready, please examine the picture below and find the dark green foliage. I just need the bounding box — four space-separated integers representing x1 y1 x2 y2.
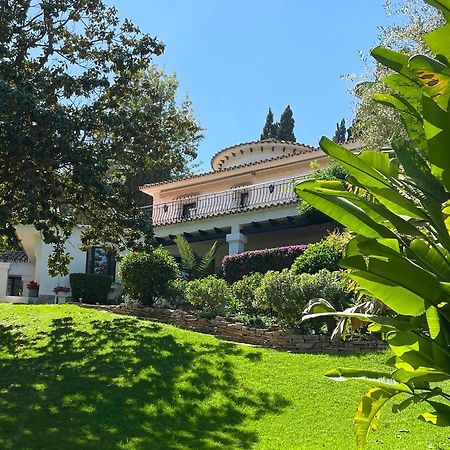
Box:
231 272 265 315
254 269 352 329
260 108 279 139
333 118 347 143
277 105 296 142
174 235 217 279
0 0 201 274
119 248 179 306
185 276 234 315
69 273 112 304
222 245 307 283
291 239 342 275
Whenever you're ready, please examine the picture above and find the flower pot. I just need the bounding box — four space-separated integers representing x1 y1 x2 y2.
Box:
56 292 70 304
28 288 39 298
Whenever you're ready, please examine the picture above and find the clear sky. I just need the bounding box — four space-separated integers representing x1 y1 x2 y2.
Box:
108 1 395 171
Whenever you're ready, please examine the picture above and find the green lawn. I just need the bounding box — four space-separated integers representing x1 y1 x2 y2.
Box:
0 305 447 450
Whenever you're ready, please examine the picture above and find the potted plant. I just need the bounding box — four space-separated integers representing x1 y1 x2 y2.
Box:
53 286 71 304
26 280 39 297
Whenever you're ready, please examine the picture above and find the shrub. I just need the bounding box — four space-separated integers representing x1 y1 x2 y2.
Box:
119 248 179 306
291 231 350 275
185 276 234 314
164 278 189 309
69 273 112 304
254 270 305 327
222 245 307 283
254 269 352 329
231 272 265 315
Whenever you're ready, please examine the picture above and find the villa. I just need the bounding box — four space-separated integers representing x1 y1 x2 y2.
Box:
2 138 358 301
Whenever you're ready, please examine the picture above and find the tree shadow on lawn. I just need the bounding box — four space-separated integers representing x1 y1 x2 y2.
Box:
0 315 288 450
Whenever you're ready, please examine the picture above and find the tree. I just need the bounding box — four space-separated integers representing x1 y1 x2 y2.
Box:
0 0 201 275
332 118 347 143
296 0 450 446
277 105 296 141
260 108 278 139
120 67 202 207
347 0 444 149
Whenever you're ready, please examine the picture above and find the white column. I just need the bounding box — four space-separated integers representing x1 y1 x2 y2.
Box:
0 262 11 297
226 225 247 255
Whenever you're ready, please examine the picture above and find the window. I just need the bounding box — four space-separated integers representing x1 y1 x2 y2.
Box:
239 191 250 208
7 276 22 296
181 202 197 218
86 247 116 279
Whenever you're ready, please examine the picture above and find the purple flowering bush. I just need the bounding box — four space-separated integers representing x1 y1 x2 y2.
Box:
222 245 307 283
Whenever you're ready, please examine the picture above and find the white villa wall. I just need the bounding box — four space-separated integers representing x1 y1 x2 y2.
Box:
35 228 87 296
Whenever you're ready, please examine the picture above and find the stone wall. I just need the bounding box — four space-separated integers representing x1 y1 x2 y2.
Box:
79 303 387 354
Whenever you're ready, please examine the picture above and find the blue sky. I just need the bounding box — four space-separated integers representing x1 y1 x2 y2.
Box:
109 1 394 171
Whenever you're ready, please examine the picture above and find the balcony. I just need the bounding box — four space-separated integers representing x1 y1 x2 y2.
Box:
145 176 305 227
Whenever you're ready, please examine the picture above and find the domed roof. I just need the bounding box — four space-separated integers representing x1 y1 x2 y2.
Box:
210 139 318 171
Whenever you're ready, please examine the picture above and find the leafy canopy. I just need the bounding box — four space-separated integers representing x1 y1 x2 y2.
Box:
0 0 201 275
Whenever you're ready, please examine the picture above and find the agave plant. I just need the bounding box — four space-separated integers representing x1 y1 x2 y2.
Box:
174 235 218 279
296 1 450 448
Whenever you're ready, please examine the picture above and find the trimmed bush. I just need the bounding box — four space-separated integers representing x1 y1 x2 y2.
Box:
69 273 112 304
185 276 234 314
119 248 179 306
254 269 304 327
222 245 307 283
291 231 350 275
254 269 352 329
231 272 265 315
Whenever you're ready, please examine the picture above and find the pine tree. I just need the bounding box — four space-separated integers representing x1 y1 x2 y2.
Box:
260 108 279 139
332 118 347 143
277 105 296 141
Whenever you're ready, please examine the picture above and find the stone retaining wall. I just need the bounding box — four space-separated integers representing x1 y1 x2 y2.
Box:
79 303 387 354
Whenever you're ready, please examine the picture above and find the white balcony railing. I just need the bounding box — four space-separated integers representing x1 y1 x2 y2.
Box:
144 176 305 227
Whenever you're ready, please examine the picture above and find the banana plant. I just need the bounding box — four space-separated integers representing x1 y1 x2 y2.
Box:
296 1 450 448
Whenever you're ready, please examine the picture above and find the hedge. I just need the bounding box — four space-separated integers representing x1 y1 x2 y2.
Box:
222 244 307 283
69 273 112 304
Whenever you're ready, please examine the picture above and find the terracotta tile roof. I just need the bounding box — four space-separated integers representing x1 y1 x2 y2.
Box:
141 139 320 189
210 138 318 167
153 198 299 227
0 250 28 263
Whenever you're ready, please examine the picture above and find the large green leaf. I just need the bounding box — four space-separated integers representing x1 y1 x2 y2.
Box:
409 239 450 281
387 331 450 373
392 141 447 204
373 93 422 119
295 181 396 238
409 55 450 109
358 150 400 178
354 388 400 450
371 47 416 80
319 137 426 219
420 401 450 427
342 254 445 316
424 23 450 63
326 368 412 393
392 367 450 384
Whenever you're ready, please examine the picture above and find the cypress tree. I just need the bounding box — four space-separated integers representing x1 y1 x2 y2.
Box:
333 118 347 143
260 108 279 139
278 105 296 141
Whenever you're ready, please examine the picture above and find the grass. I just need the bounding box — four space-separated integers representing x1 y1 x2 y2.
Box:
0 305 448 450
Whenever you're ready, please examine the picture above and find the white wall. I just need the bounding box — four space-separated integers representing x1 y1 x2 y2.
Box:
36 228 87 296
